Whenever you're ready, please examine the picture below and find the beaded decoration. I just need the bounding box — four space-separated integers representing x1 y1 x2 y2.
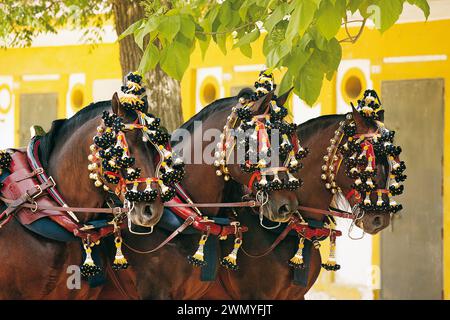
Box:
214 70 308 192
321 89 406 214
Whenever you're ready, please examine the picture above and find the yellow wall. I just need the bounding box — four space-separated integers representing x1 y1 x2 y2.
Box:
0 43 122 146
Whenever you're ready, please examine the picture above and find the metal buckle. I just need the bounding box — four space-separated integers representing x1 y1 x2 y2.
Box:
200 216 214 223
30 185 43 199
230 221 240 234
48 176 56 187
35 167 44 175
30 201 38 213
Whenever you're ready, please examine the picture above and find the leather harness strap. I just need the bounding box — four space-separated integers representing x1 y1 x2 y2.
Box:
123 216 195 254
298 205 354 219
164 201 259 208
241 221 294 258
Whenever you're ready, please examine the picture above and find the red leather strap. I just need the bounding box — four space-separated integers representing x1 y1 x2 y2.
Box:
166 197 248 237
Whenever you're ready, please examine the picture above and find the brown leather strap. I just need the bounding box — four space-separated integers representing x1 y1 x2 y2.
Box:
298 205 354 219
0 196 129 215
123 216 195 254
0 197 258 216
164 201 259 208
241 221 295 258
13 168 44 182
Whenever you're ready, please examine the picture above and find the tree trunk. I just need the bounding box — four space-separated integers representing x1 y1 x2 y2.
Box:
112 0 184 132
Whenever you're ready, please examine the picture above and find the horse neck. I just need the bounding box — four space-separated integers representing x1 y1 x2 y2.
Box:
178 105 234 216
297 115 345 220
46 112 105 221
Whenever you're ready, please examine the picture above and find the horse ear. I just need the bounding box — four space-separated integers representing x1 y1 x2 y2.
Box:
276 87 293 106
377 109 385 122
111 92 125 116
351 103 370 131
253 91 274 114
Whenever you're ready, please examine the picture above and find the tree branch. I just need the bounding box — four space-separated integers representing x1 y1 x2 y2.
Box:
339 17 367 44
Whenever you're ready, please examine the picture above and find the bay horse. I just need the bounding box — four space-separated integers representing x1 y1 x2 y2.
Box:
0 93 166 299
96 89 302 299
202 91 404 299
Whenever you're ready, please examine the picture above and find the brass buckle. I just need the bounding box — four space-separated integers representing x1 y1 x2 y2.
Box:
200 216 214 223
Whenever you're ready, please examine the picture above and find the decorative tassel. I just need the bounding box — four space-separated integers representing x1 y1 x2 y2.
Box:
288 237 305 269
112 236 129 270
376 190 384 207
257 172 268 190
322 233 340 271
363 192 371 206
221 237 243 270
271 172 283 190
286 171 301 190
80 241 101 278
159 145 172 159
187 234 208 267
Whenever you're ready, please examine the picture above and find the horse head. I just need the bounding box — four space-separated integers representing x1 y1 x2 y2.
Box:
324 91 406 234
89 73 184 229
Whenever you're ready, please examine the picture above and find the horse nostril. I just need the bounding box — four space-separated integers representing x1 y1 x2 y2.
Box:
372 216 382 227
278 204 291 216
145 205 153 217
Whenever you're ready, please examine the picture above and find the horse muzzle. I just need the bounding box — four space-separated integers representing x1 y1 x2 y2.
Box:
355 212 391 234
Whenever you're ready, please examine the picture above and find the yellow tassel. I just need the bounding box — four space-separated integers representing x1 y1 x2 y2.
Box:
80 242 101 278
322 233 340 271
187 234 208 267
288 237 305 269
112 237 129 270
221 238 242 271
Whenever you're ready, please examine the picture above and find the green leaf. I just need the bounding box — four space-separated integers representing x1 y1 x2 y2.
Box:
407 0 430 19
347 0 364 14
266 39 290 67
133 17 160 50
198 35 211 60
264 3 288 34
233 28 260 48
286 0 317 43
283 45 313 75
219 1 233 26
118 19 143 41
159 15 181 42
295 50 324 105
216 32 228 55
374 0 404 32
160 42 190 80
240 44 252 58
180 15 196 39
239 0 255 20
318 38 342 79
278 71 294 98
316 0 344 40
138 42 159 73
263 20 288 55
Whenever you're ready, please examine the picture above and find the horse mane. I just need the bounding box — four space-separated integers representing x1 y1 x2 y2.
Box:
296 114 345 140
38 100 111 169
176 88 254 136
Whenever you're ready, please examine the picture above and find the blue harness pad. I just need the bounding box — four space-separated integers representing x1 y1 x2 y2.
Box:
161 208 230 281
262 216 321 287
